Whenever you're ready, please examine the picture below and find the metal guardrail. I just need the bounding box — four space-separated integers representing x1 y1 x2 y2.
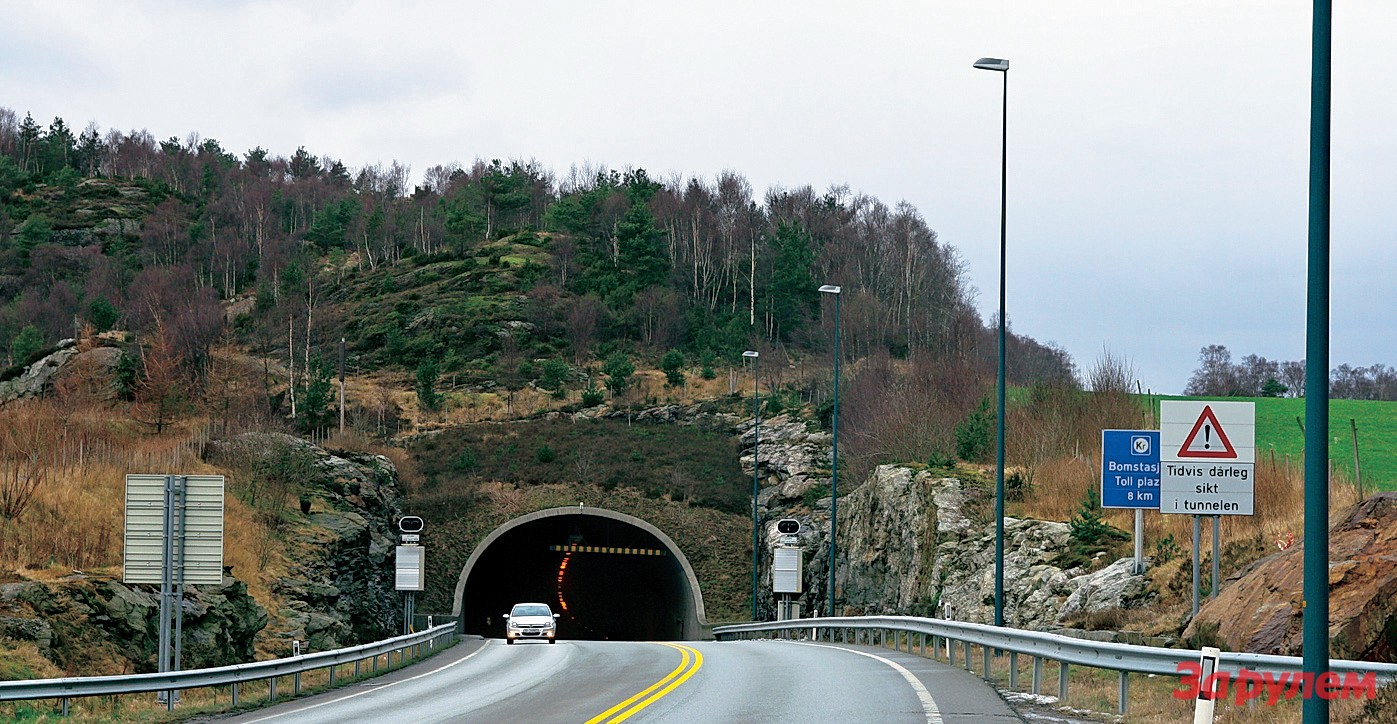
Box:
713 616 1397 714
0 624 458 715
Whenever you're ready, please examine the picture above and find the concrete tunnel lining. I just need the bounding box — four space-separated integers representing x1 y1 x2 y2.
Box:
452 506 708 640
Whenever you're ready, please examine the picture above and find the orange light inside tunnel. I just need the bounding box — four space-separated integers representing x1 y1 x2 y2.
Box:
556 553 571 612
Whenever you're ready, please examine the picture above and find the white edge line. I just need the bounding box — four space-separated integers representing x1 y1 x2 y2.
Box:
240 638 493 723
787 641 943 724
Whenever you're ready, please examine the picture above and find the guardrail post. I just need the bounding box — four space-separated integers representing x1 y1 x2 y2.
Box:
232 681 239 707
920 632 926 657
373 653 380 672
982 645 992 681
329 663 337 688
842 627 848 644
963 640 972 671
294 671 301 695
1058 662 1069 703
1009 652 1018 690
61 697 69 716
355 659 361 678
269 675 277 702
1118 671 1128 715
1032 657 1043 694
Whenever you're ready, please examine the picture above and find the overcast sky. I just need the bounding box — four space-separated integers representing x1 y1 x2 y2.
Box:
3 1 1393 393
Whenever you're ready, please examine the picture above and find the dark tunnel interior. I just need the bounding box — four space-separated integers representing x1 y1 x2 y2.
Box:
460 514 695 641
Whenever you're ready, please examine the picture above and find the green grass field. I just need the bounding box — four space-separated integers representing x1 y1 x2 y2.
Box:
1153 395 1397 493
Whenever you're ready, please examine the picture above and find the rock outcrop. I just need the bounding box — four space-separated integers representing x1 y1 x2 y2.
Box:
0 575 266 673
0 337 126 404
1185 492 1397 660
835 466 1150 627
209 433 406 651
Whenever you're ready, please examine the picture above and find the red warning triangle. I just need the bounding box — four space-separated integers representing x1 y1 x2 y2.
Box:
1177 405 1238 459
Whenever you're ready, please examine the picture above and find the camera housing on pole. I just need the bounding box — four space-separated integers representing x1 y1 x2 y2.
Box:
395 516 426 633
772 519 804 620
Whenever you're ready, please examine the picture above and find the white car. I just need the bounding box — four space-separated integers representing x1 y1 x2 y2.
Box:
504 602 559 644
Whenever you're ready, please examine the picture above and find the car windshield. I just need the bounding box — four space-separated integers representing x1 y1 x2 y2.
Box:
511 604 551 617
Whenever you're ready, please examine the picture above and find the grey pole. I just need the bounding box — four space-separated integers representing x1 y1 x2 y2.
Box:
159 474 175 709
830 292 840 618
1191 515 1201 618
174 477 188 677
1133 509 1144 575
815 285 838 617
1303 2 1331 721
1211 515 1220 599
974 56 1010 629
744 350 761 620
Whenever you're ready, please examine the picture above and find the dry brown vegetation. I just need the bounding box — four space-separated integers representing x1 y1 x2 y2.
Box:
1012 452 1361 609
0 401 283 602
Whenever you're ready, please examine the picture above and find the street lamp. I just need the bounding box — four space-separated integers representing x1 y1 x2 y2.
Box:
743 349 760 620
818 284 841 617
974 56 1009 629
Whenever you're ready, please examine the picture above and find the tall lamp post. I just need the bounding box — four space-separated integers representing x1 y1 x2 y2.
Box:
743 349 761 620
818 284 841 617
974 56 1009 629
1302 3 1330 721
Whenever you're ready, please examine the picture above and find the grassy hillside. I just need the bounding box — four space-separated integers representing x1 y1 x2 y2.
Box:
1155 395 1397 492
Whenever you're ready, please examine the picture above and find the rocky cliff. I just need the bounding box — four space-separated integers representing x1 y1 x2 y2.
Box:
0 575 266 674
209 433 406 651
835 465 1152 627
735 410 1152 627
1185 492 1397 660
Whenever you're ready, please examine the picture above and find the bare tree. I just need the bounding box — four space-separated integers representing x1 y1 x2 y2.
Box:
1184 345 1242 396
133 321 189 435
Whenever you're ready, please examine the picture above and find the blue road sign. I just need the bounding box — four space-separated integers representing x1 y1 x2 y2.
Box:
1101 429 1160 509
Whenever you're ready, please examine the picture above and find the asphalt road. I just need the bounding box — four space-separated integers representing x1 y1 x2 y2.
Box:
205 637 1020 723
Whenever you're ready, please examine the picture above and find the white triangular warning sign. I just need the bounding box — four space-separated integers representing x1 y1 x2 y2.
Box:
1177 405 1238 459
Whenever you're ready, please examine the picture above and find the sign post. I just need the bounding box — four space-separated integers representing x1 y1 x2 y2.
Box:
1100 430 1160 575
124 474 224 709
1159 401 1255 616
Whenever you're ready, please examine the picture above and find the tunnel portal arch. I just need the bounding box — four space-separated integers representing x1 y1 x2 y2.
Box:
452 507 707 641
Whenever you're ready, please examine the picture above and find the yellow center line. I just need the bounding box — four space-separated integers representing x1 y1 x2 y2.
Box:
585 643 703 724
608 645 703 723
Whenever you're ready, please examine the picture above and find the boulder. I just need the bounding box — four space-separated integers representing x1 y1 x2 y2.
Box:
0 340 79 402
1184 492 1397 660
0 339 125 404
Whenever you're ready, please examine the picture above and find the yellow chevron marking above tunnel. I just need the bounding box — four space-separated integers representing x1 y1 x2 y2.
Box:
549 545 665 556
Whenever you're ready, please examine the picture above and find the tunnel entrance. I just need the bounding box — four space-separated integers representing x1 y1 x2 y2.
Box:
452 507 706 641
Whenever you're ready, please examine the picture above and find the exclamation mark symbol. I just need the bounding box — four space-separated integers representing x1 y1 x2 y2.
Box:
1204 425 1211 449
